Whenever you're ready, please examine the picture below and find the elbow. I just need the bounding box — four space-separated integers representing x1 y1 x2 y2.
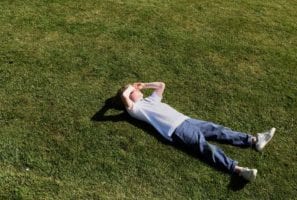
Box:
160 82 165 89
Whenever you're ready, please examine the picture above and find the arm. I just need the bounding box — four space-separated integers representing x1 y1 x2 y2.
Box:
134 82 165 98
121 85 135 110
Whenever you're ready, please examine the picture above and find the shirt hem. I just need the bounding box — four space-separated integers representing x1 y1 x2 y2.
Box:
167 116 190 141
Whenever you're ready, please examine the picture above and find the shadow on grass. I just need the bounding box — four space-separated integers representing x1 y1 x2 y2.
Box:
91 96 248 191
91 96 170 144
228 175 249 191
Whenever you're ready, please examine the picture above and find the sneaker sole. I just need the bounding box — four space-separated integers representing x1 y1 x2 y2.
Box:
256 127 276 151
250 169 258 182
241 168 258 181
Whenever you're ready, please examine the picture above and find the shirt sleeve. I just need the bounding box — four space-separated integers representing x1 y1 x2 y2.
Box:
148 91 162 102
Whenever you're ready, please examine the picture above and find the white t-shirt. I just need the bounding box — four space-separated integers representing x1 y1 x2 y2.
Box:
126 92 189 141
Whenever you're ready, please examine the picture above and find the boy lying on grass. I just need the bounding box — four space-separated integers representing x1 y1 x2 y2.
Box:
119 81 275 181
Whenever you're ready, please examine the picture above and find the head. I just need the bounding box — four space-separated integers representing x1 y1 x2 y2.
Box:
117 84 144 104
129 87 144 102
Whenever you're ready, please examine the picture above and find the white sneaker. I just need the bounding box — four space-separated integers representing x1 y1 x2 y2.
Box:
255 127 276 151
240 168 257 182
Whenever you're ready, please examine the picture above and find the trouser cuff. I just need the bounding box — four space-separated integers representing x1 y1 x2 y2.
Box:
247 135 254 148
230 160 239 174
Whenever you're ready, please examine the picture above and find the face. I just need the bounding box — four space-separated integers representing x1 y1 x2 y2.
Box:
130 89 143 102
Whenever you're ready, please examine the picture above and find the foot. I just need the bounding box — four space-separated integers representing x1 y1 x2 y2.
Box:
240 168 257 182
255 127 276 151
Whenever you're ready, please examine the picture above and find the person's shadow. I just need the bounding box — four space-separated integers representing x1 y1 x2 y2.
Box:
91 96 249 191
90 96 169 144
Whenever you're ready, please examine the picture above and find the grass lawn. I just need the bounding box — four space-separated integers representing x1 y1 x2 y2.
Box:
0 0 296 199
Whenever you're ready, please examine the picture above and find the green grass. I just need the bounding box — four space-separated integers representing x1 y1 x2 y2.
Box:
0 0 296 199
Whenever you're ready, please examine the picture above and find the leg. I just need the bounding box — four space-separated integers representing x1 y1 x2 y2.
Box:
200 141 239 173
173 125 258 181
173 120 238 173
188 119 254 147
